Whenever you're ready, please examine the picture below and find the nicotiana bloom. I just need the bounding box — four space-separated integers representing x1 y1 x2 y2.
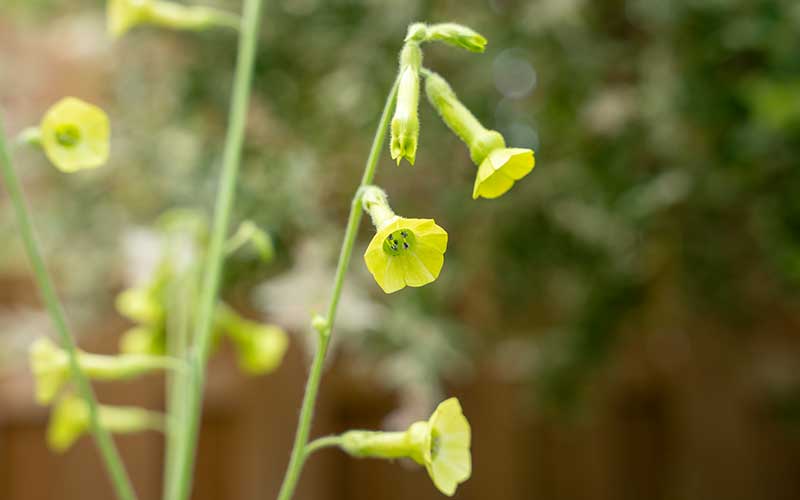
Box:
337 397 472 496
38 97 110 173
390 42 422 166
424 70 535 199
107 0 240 39
216 305 289 375
406 22 488 53
361 186 448 294
48 394 165 453
29 337 179 405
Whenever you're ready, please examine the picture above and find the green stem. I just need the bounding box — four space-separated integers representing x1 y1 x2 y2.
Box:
304 435 343 457
162 262 197 500
167 1 262 499
0 118 137 500
275 75 400 500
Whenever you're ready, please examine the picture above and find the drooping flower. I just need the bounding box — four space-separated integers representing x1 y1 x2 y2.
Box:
361 187 448 294
216 305 288 375
424 71 535 199
390 42 422 166
39 97 110 173
48 394 165 453
107 0 240 39
338 397 472 496
29 337 179 405
406 22 487 53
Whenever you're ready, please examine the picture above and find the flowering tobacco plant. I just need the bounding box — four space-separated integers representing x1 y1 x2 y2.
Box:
0 2 536 499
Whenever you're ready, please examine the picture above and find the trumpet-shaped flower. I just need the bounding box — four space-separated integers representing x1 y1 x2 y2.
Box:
39 97 109 173
107 0 240 39
390 42 422 166
29 337 70 405
338 397 472 496
217 305 289 375
48 394 165 453
361 187 448 294
29 337 178 405
424 71 535 199
473 144 535 200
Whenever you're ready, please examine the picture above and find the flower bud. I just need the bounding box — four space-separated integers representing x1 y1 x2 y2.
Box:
48 394 165 453
37 97 110 173
107 0 240 39
423 23 488 53
390 42 422 166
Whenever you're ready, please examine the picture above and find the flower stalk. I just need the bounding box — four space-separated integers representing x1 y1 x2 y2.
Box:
167 0 263 498
0 117 137 500
275 75 400 500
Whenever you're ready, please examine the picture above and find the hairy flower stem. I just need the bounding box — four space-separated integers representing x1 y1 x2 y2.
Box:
275 76 400 500
167 0 262 499
0 117 137 500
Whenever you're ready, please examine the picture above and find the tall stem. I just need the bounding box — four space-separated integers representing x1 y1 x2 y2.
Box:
167 0 262 498
275 75 399 500
0 118 137 500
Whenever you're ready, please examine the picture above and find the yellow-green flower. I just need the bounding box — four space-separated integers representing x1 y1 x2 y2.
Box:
29 337 178 405
473 146 535 199
116 285 165 327
48 394 165 453
361 187 448 294
47 394 89 452
338 397 472 496
390 42 422 166
107 0 240 39
424 71 535 199
29 337 70 405
39 97 110 173
217 305 288 375
119 326 166 356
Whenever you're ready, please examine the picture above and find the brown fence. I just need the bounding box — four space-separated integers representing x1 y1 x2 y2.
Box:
2 296 800 500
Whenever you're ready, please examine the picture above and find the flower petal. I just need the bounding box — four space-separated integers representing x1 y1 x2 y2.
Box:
491 147 535 180
473 167 515 199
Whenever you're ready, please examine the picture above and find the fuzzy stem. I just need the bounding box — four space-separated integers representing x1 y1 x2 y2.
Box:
422 68 487 149
167 1 262 499
304 435 344 457
274 75 400 500
0 117 137 500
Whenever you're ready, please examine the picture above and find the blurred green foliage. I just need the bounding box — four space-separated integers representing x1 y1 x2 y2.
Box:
3 0 800 412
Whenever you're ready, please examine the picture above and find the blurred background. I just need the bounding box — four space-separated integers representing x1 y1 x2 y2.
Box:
2 0 800 499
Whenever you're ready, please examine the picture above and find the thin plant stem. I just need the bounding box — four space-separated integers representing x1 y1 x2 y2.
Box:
167 0 263 498
304 435 344 457
0 117 138 500
275 75 400 500
162 262 197 500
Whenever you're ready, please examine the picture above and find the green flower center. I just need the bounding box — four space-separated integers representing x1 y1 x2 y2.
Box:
54 124 82 148
430 432 441 460
383 229 416 256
